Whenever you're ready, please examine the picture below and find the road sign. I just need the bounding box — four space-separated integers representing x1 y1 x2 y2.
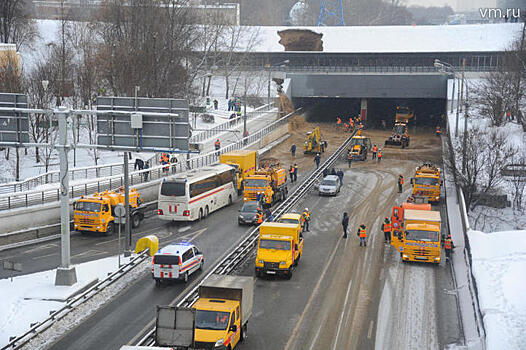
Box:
0 93 29 143
114 203 126 224
96 97 189 151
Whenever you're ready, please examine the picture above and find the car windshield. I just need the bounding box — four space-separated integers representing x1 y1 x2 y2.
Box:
245 179 267 188
415 177 439 186
161 182 186 197
241 202 258 212
259 239 291 250
195 310 230 330
405 230 439 242
75 201 101 212
321 179 337 186
279 218 299 225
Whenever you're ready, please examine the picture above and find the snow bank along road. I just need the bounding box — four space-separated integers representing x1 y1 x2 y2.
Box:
234 129 461 350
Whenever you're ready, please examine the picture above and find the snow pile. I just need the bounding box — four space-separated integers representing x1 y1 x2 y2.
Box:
467 229 526 350
0 255 150 348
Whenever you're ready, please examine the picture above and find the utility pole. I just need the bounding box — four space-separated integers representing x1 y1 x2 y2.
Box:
514 21 526 127
124 153 131 257
455 75 461 137
243 75 248 141
266 64 271 109
462 84 469 174
450 76 455 114
55 107 77 286
459 58 466 113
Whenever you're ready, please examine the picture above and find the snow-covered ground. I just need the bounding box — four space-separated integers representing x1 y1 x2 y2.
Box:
447 77 526 349
467 229 526 350
0 254 149 348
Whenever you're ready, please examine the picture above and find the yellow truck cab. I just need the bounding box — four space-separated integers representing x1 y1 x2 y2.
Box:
243 164 287 206
73 188 143 235
411 163 441 203
219 150 257 195
392 208 442 264
150 275 254 350
277 213 305 231
255 222 303 279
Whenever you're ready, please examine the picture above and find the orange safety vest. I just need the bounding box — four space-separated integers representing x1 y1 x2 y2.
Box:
303 211 310 221
336 118 341 124
289 168 294 174
373 146 378 152
215 140 220 147
399 177 404 185
383 223 391 232
256 212 263 224
444 238 452 250
378 151 382 158
359 228 367 238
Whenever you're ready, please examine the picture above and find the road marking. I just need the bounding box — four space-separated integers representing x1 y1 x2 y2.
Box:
179 228 208 242
284 235 343 350
179 225 192 233
95 238 119 246
72 249 106 259
24 243 58 254
367 320 374 339
32 253 58 260
332 279 353 350
308 320 325 350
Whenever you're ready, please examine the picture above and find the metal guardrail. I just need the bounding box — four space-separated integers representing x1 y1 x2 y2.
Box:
0 103 274 195
1 249 150 350
235 65 497 73
189 102 274 144
0 107 293 211
134 128 357 347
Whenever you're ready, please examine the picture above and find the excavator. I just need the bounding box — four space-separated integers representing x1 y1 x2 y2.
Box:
385 106 414 149
304 127 327 154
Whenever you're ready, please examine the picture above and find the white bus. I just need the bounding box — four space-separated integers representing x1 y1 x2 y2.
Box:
158 164 237 222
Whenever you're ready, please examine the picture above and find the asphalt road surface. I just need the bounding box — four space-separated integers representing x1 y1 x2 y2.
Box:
234 129 462 350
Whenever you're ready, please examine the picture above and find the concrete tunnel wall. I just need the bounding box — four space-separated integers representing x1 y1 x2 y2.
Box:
288 73 448 99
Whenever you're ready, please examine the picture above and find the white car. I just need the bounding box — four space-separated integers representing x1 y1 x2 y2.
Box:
318 175 341 196
152 241 204 285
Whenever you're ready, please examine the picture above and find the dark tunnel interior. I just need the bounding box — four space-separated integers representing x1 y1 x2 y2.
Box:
292 97 447 128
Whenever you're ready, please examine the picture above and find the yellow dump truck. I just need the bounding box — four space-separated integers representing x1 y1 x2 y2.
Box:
243 163 288 206
391 206 442 264
304 127 327 154
147 275 254 350
73 188 144 235
349 135 372 161
411 163 441 203
219 150 257 195
255 222 304 279
385 106 414 148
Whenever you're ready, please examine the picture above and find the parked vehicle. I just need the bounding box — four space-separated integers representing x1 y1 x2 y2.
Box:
220 150 258 195
152 241 204 284
318 175 341 196
238 201 260 225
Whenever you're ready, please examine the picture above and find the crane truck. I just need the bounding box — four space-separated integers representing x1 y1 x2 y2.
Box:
73 188 144 235
385 106 414 148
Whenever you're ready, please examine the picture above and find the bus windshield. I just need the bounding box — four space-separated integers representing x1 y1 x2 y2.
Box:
405 230 439 242
245 179 268 188
195 310 230 330
75 201 101 212
415 177 439 186
259 239 291 250
161 182 186 197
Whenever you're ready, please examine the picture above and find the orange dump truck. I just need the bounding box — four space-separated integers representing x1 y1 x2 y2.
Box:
243 163 288 206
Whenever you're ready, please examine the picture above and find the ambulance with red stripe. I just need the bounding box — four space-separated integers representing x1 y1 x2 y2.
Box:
152 241 204 284
157 164 237 222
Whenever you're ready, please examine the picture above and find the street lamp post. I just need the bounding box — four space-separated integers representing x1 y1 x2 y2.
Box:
434 59 462 137
266 60 289 109
462 83 470 175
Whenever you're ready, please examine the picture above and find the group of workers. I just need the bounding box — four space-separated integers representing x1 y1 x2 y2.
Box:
336 115 363 133
160 153 178 174
288 164 298 182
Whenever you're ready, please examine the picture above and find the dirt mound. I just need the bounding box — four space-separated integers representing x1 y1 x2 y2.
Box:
288 114 307 130
277 29 323 51
278 92 294 116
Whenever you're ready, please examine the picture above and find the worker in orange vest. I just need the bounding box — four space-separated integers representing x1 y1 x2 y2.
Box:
436 126 441 136
357 224 367 247
377 149 383 162
349 119 354 131
255 208 264 224
214 139 221 150
444 234 453 258
398 174 404 193
343 123 349 132
372 144 378 159
336 117 341 128
381 217 391 243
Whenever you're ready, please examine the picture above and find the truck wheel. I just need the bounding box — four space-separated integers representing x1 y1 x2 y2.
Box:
205 206 209 217
199 208 203 221
241 324 248 342
285 270 293 280
132 214 141 228
105 222 114 236
182 272 189 283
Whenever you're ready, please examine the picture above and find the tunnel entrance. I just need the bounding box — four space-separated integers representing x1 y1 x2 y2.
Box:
293 97 447 127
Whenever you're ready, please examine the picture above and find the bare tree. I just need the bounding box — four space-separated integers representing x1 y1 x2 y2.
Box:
0 0 37 48
473 72 515 127
0 52 23 92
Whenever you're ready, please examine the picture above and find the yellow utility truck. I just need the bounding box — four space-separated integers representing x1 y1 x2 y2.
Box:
349 135 372 161
243 162 288 205
411 163 441 203
277 212 305 231
219 150 257 195
255 222 304 279
385 106 414 148
73 188 144 235
147 275 254 350
391 205 442 264
304 127 327 154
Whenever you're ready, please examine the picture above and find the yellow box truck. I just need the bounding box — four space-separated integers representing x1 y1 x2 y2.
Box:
255 222 304 279
411 163 441 203
219 150 257 195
